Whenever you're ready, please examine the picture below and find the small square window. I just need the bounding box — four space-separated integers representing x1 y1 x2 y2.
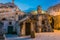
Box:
9 22 12 25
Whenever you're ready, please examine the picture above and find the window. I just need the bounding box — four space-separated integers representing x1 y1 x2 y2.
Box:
9 6 14 8
9 22 12 25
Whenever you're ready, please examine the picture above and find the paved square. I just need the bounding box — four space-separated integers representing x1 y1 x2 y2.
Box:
5 30 60 40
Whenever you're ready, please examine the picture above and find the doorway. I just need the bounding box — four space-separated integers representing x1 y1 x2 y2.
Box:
8 26 13 34
25 22 31 35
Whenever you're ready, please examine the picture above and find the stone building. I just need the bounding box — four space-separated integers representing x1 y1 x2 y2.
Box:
0 0 24 35
0 0 54 37
47 4 60 29
19 16 36 36
35 6 53 32
19 5 53 36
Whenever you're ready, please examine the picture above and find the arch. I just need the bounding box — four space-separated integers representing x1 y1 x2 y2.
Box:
2 18 7 21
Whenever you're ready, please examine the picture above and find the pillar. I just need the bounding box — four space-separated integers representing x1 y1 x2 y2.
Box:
21 22 25 36
31 22 34 31
31 22 35 38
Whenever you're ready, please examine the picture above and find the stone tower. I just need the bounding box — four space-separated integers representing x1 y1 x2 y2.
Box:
37 5 42 14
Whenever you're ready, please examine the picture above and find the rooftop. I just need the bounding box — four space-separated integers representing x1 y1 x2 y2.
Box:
48 4 60 10
0 2 17 8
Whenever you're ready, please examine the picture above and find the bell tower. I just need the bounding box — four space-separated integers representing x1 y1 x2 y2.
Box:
12 0 14 4
37 5 42 14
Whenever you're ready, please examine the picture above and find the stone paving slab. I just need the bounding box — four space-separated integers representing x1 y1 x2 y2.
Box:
5 30 60 40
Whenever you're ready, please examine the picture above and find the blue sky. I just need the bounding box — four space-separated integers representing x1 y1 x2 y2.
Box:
0 0 60 11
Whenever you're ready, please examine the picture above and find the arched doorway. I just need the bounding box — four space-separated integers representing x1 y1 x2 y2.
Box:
25 22 31 35
8 26 13 34
7 22 13 34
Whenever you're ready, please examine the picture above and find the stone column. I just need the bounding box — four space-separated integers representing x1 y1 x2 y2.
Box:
31 22 34 31
17 26 20 36
21 22 25 36
31 22 35 38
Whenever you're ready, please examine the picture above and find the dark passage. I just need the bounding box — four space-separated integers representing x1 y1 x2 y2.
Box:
25 22 31 35
8 26 13 34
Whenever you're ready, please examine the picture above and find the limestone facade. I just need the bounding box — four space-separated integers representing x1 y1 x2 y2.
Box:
47 4 60 29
